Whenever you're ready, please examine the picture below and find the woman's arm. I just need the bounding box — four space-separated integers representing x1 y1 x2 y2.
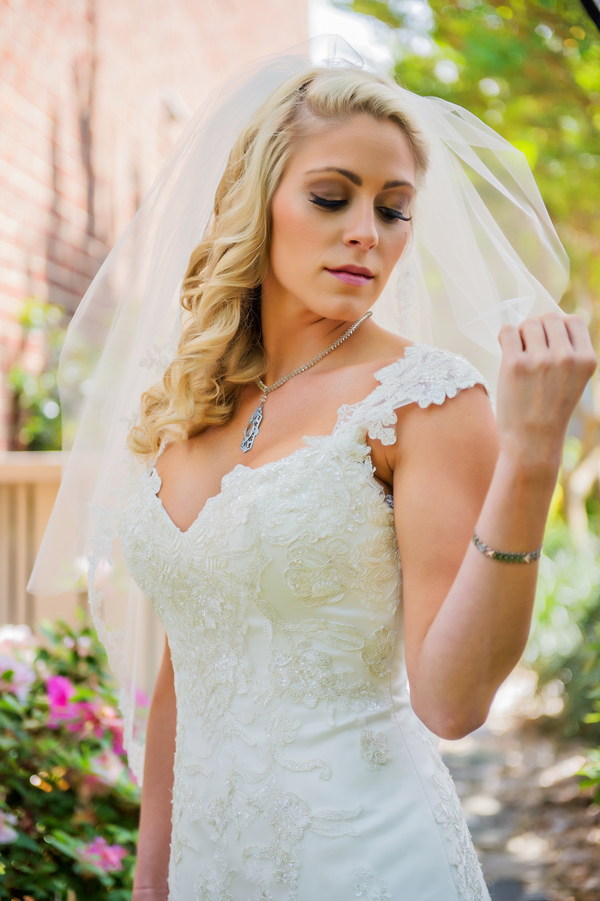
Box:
392 312 597 740
132 638 177 900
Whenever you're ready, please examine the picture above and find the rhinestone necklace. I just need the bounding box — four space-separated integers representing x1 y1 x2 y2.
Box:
240 310 373 453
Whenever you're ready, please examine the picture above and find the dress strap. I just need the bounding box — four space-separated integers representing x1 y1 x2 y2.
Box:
335 343 491 447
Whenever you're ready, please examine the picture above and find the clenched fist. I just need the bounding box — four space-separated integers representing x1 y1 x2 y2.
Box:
497 312 597 476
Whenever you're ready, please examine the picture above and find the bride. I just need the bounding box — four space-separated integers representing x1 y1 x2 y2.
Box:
122 63 595 900
30 40 596 901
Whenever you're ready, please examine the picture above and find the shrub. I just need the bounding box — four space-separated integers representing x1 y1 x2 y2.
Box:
7 298 66 451
0 618 142 899
524 485 600 743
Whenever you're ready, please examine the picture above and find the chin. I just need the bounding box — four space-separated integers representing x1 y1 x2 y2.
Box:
325 299 374 324
304 290 375 323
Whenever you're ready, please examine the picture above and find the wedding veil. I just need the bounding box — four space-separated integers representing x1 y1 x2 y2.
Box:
28 36 568 780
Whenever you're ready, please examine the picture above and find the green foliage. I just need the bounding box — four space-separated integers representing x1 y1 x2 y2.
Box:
519 443 600 750
8 298 66 451
525 506 600 676
535 588 600 743
343 0 600 334
520 480 600 792
0 618 140 899
579 748 600 802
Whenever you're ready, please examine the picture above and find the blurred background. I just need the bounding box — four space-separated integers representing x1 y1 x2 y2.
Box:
0 1 599 898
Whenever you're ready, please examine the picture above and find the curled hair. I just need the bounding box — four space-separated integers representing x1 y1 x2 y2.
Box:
127 66 429 461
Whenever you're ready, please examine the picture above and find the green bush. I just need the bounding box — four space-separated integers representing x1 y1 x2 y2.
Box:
0 618 141 899
580 749 600 803
524 486 600 745
8 298 66 451
525 509 600 692
522 476 600 800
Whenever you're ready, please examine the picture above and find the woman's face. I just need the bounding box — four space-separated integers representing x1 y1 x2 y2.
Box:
264 113 417 323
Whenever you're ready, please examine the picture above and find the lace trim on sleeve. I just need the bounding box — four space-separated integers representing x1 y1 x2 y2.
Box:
335 344 491 447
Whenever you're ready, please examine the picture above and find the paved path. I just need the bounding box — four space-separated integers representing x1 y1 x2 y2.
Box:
440 671 600 901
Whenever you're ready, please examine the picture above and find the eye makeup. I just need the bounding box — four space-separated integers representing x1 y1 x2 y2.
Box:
309 193 411 222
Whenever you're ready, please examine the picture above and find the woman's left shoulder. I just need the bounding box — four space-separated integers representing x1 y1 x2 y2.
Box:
391 346 498 477
375 342 491 411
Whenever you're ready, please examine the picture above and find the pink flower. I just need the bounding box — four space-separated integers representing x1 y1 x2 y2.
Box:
96 703 126 755
78 835 127 872
46 675 80 727
0 654 35 704
69 699 104 737
47 674 75 707
45 678 128 756
110 723 125 756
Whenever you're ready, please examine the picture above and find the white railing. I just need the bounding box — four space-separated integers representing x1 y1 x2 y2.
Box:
0 451 85 626
0 451 164 694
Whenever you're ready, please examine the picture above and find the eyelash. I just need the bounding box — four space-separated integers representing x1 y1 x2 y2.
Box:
309 194 411 223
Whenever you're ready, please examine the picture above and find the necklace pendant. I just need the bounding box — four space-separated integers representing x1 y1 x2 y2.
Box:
241 395 265 453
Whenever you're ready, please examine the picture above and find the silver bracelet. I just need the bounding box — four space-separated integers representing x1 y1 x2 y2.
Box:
472 527 542 564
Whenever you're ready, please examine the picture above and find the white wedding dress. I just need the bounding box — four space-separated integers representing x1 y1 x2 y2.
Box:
120 343 492 901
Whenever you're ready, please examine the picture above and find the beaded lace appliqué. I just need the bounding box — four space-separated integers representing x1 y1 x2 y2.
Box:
352 864 392 901
336 344 490 446
116 344 491 901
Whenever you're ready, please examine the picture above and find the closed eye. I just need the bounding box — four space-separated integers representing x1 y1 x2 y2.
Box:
309 194 346 210
310 194 411 222
378 206 411 223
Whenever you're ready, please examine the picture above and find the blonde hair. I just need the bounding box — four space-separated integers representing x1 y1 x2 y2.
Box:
127 66 429 461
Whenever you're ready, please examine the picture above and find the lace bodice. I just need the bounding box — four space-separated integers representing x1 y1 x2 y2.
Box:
120 344 491 901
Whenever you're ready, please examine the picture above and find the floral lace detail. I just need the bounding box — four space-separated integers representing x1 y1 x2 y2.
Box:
116 344 490 900
336 344 490 446
285 531 400 615
244 794 362 893
194 850 235 901
361 626 396 677
413 722 485 901
360 730 388 769
352 864 392 901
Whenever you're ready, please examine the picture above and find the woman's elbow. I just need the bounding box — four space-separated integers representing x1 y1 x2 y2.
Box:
412 701 489 741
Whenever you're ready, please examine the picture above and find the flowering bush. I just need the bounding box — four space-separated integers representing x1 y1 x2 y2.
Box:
0 618 142 899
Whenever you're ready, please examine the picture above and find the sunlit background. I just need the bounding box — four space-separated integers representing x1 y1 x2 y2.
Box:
1 1 600 897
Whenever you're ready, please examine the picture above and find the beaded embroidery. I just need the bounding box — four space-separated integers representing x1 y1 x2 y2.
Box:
117 345 491 900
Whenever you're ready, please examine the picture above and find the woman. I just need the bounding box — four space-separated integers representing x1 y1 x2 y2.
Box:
120 64 595 899
30 42 595 901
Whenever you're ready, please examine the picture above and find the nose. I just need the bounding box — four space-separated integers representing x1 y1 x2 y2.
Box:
343 201 379 250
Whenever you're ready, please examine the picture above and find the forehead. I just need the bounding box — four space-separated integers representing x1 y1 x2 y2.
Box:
287 114 416 181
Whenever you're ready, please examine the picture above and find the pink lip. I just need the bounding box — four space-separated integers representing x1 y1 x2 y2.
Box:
326 267 374 287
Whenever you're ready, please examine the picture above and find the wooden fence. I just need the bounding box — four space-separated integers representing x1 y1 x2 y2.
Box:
0 451 85 627
0 451 163 694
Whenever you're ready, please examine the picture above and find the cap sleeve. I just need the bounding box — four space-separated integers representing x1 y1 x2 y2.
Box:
336 343 491 447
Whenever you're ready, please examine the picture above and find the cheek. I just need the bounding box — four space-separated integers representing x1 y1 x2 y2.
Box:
270 192 326 276
381 227 410 275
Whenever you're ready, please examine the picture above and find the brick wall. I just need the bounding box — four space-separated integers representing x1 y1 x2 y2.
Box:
0 0 308 448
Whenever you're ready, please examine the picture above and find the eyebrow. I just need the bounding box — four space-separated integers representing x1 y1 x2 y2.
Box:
305 167 414 191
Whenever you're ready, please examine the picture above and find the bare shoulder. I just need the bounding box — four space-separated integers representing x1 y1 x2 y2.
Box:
359 321 414 368
154 437 191 481
398 381 496 447
395 383 498 481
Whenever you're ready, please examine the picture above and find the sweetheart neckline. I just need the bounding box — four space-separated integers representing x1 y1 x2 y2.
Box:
148 433 394 537
147 347 426 536
150 442 316 536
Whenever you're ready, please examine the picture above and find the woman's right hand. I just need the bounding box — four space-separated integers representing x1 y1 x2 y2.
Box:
496 311 597 477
